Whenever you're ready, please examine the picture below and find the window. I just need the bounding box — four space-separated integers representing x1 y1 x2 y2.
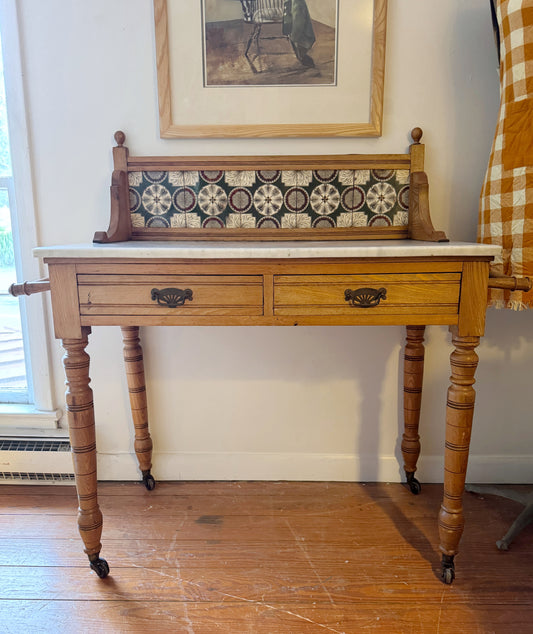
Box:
0 29 28 403
0 0 60 430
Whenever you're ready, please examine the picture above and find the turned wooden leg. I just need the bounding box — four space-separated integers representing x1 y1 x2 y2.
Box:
120 326 155 490
62 328 109 578
402 325 426 494
438 328 480 584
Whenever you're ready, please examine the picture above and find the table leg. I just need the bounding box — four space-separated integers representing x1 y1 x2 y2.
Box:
438 328 480 584
62 328 109 578
402 325 426 494
120 326 155 490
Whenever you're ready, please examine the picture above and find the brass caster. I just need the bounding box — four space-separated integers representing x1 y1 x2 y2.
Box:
89 556 110 579
142 470 156 491
405 471 421 495
441 555 455 584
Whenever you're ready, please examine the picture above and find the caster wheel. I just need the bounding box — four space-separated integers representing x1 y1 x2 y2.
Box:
441 555 455 585
442 566 455 584
406 472 421 495
90 557 110 579
142 472 156 491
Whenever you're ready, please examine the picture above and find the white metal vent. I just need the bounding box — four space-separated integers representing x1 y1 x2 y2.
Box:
0 439 70 452
0 471 75 482
0 437 75 483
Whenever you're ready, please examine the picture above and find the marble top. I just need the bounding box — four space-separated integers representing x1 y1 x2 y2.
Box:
34 240 501 260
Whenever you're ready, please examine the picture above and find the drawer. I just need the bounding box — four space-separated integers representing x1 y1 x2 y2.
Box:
273 273 461 316
78 274 264 316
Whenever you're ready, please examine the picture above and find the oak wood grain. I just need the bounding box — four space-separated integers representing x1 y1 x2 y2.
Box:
402 325 426 476
121 326 153 476
49 264 82 339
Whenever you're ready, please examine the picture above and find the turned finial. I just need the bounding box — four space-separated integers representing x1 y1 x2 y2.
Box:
411 127 423 144
114 130 126 147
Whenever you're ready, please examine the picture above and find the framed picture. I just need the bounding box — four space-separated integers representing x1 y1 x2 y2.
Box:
154 0 387 138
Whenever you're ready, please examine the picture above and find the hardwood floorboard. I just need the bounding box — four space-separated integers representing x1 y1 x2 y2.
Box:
0 481 531 632
1 601 533 634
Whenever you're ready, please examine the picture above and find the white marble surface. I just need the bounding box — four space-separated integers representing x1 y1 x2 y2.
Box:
33 240 501 260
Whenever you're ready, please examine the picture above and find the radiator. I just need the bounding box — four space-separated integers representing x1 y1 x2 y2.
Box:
0 438 75 483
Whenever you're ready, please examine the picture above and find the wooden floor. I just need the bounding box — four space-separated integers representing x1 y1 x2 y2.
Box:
0 481 531 633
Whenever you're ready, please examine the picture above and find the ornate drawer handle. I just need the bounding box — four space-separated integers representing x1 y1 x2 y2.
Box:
344 287 387 308
151 287 193 308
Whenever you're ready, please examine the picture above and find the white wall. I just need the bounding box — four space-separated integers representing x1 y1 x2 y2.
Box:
16 0 533 483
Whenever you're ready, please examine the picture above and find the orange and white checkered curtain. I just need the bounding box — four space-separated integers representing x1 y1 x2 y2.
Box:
478 0 533 309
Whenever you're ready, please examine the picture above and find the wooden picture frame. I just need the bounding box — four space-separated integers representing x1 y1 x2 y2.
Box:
154 0 387 138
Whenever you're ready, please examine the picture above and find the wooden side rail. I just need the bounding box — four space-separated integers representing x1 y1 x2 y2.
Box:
9 274 529 297
487 274 532 292
8 278 50 297
9 274 529 298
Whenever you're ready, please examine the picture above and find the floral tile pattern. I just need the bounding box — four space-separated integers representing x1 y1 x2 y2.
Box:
129 169 410 230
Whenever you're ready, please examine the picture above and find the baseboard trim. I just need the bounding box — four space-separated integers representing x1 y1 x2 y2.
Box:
96 451 533 484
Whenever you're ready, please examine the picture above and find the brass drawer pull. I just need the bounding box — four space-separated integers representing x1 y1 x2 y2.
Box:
151 287 193 308
344 287 387 308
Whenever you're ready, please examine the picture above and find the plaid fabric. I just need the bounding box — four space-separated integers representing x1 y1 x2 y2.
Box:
478 0 533 309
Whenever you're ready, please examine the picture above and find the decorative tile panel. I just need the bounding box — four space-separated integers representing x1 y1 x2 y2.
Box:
128 169 410 230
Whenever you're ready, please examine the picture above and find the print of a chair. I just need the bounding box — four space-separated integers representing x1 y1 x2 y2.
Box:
239 0 287 71
239 0 315 72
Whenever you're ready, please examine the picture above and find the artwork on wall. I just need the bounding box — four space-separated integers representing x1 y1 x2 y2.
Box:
153 0 387 138
203 0 338 87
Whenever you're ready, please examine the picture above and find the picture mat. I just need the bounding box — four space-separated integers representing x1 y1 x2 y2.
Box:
167 0 374 128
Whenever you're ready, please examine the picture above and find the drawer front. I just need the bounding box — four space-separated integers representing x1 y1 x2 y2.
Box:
273 273 461 316
78 275 263 316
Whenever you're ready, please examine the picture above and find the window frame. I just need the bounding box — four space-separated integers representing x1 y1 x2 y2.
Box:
0 0 60 429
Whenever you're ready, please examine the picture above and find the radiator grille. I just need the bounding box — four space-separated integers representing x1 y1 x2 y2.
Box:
0 471 75 482
0 439 71 452
0 437 74 482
